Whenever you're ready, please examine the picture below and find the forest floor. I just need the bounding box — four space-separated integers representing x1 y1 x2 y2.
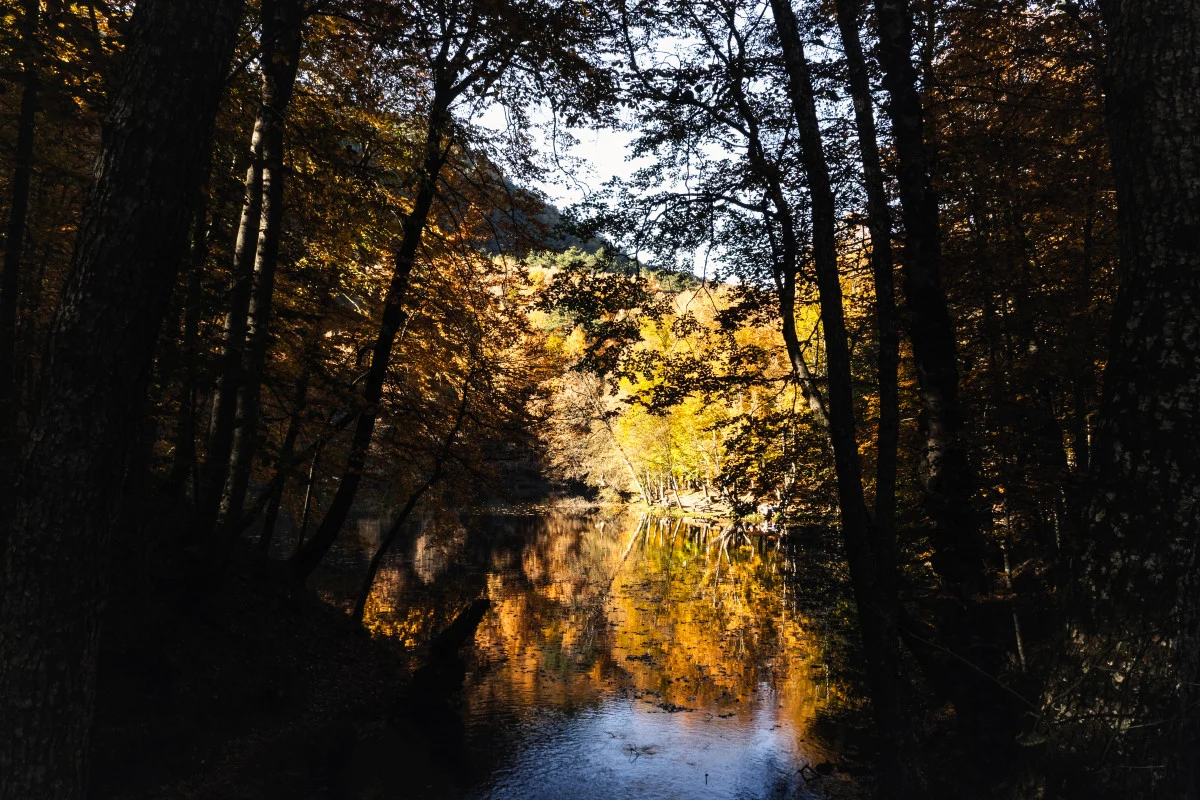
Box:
89 501 415 800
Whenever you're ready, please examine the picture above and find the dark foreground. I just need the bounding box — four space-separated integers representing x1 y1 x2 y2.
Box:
90 508 874 799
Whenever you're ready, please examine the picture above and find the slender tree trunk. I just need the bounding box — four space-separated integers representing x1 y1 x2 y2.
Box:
217 0 305 548
0 2 242 796
871 0 987 599
202 117 266 530
291 94 453 580
166 185 212 498
1066 3 1200 796
871 0 1017 755
1070 210 1095 474
588 378 650 504
835 0 900 531
725 66 831 427
731 83 827 423
0 0 40 502
257 339 314 558
778 257 832 426
771 4 912 793
295 442 323 554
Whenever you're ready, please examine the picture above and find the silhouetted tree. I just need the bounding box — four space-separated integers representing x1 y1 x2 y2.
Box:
0 0 243 795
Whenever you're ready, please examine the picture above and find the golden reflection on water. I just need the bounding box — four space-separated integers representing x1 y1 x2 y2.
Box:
360 511 858 798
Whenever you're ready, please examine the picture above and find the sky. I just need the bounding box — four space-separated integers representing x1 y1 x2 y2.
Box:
477 104 649 209
475 103 720 278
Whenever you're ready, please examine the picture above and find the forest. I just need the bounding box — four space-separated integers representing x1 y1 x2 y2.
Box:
0 0 1197 798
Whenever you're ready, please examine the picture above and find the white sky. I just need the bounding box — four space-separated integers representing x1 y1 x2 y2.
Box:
477 104 649 208
476 103 719 278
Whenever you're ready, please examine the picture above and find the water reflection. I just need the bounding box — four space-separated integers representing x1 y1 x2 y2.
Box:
354 511 859 799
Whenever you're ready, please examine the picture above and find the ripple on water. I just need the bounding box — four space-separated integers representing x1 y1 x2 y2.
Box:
354 511 860 800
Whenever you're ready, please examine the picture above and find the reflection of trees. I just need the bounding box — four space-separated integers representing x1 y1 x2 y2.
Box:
414 522 467 584
363 511 848 741
609 520 817 709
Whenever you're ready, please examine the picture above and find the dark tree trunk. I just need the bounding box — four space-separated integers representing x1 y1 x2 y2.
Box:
0 0 40 498
166 185 212 498
870 0 1017 756
771 3 912 794
777 244 832 426
202 116 266 530
720 54 830 426
217 0 305 548
1067 3 1200 796
256 339 314 559
871 0 987 600
0 1 243 796
1070 210 1096 474
291 96 453 579
835 0 900 531
295 442 323 554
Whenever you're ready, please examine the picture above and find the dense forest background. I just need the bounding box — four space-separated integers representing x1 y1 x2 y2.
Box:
0 0 1197 798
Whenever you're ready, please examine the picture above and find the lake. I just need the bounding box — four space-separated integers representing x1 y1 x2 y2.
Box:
336 510 861 799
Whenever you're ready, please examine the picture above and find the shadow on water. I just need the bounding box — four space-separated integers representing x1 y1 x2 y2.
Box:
334 510 865 799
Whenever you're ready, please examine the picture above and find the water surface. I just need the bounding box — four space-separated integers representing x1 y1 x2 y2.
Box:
349 511 859 799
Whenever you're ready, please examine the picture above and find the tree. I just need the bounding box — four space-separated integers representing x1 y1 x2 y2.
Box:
291 0 611 579
833 0 899 536
0 0 39 480
770 0 911 791
215 0 307 550
871 0 989 600
1060 1 1200 795
0 0 243 795
868 0 1024 756
203 0 307 544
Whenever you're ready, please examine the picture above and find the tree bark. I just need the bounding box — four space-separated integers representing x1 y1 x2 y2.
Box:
721 54 831 427
871 0 987 600
0 1 243 796
835 0 900 532
0 0 41 504
1067 2 1200 795
295 442 323 554
871 0 1017 754
770 3 912 793
217 0 305 548
291 93 454 579
202 115 266 531
166 184 212 498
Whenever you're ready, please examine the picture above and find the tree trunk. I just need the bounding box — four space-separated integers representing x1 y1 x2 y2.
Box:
217 0 305 548
722 58 831 427
871 0 987 600
166 185 212 498
588 377 650 504
777 252 832 426
771 3 912 793
291 94 453 580
835 0 900 531
1070 210 1096 474
257 339 314 559
295 442 323 554
202 116 266 530
1067 3 1200 795
0 0 40 502
871 0 1016 754
0 1 242 796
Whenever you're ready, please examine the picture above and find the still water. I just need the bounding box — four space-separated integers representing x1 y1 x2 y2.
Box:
342 510 859 799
